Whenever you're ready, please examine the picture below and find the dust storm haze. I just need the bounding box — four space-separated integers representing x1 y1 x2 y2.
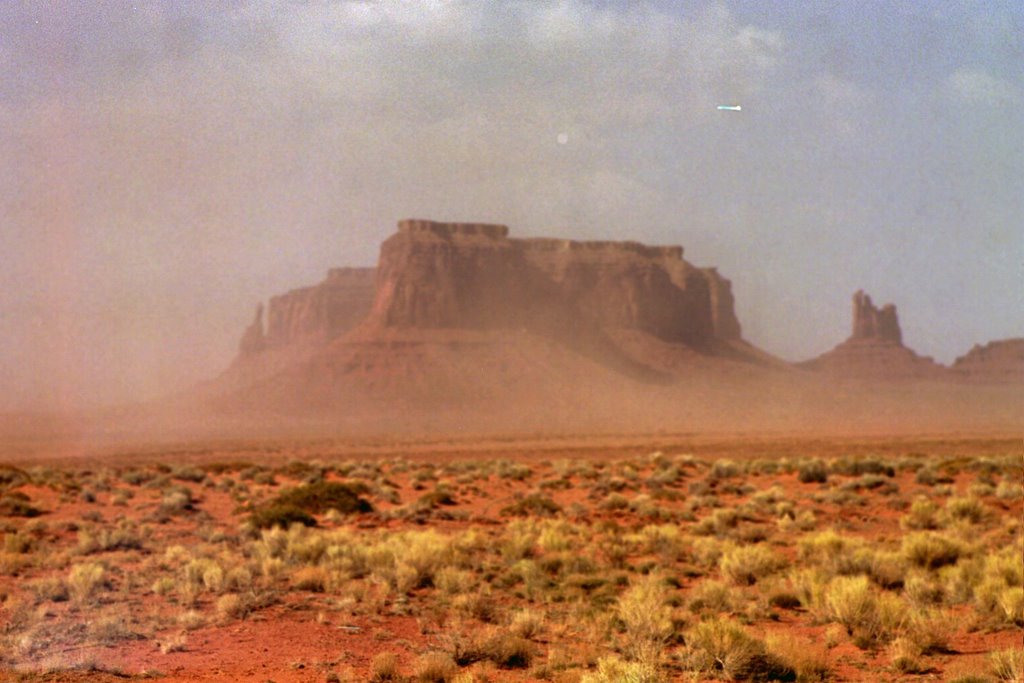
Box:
1 2 1021 420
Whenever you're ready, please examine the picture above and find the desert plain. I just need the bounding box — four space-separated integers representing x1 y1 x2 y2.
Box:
0 429 1021 683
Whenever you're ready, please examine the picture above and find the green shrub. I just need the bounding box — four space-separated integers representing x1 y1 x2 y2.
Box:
272 481 372 514
901 497 942 530
249 504 317 529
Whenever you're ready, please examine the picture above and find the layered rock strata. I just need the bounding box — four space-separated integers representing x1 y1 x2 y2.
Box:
239 219 746 360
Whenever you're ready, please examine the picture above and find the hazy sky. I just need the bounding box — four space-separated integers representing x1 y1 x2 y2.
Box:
1 1 1021 410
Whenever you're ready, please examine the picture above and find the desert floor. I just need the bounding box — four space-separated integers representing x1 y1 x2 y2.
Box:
0 433 1021 682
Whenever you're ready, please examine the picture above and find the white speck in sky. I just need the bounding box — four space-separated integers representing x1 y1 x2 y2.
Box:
557 132 569 145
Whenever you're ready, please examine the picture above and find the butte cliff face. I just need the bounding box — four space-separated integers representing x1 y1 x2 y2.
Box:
234 219 751 362
801 290 946 378
238 267 375 356
367 219 731 348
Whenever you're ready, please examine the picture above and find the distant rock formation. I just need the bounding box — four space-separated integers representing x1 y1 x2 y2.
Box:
187 221 1022 427
235 219 750 361
207 219 772 404
366 219 730 350
851 290 901 344
211 221 1024 415
952 338 1024 383
238 267 376 357
801 291 944 379
704 268 742 341
238 304 266 356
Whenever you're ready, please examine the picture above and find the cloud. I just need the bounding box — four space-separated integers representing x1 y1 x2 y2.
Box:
947 68 1021 106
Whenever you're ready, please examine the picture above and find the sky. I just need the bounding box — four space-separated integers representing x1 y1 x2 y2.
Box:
0 0 1021 410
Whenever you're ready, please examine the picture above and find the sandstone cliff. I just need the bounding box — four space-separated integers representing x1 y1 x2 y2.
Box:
240 267 376 354
234 219 754 369
366 219 727 349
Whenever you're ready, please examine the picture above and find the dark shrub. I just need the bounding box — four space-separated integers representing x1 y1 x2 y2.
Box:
273 481 373 515
250 504 317 529
500 493 561 517
797 460 828 484
249 481 372 529
0 494 41 517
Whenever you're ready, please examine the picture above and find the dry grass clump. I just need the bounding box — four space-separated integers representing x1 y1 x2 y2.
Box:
693 508 739 537
580 655 663 683
67 562 108 603
292 565 328 592
901 497 943 530
367 529 454 593
500 493 561 517
413 651 458 682
824 575 903 646
29 577 69 603
945 496 988 525
763 633 830 682
216 593 250 619
685 617 793 681
902 532 965 570
989 647 1024 682
887 636 926 674
157 486 196 516
76 521 144 554
903 609 954 655
249 505 317 530
88 613 144 645
615 574 673 663
720 545 786 585
370 652 402 682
